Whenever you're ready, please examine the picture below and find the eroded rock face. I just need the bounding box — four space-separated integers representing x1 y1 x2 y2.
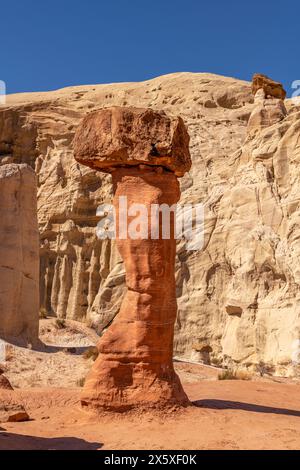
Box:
188 75 300 375
75 107 190 410
1 73 252 339
0 164 39 344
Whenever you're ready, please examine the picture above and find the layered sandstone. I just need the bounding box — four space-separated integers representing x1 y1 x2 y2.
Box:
209 79 300 373
75 107 190 410
0 164 39 344
1 72 300 375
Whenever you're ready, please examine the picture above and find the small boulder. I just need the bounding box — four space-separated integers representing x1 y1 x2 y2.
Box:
0 374 13 391
0 373 29 422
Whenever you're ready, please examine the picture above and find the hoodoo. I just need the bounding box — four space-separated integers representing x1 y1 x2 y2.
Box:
73 106 191 410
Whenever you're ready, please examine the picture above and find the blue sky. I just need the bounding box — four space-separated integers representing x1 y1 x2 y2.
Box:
2 0 299 95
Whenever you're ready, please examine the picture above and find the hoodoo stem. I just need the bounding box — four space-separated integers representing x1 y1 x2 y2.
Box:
81 166 189 410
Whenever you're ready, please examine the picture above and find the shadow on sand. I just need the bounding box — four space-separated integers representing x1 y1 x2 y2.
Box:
0 432 102 450
193 399 300 417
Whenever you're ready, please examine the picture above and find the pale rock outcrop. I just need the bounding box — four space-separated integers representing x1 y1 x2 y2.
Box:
74 107 190 410
188 75 300 375
1 72 300 375
247 88 287 137
0 369 13 390
0 164 39 344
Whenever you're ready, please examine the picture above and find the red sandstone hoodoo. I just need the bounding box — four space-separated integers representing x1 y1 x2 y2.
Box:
73 106 192 411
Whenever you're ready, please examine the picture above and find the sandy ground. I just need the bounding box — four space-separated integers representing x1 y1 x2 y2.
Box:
1 381 300 450
1 319 300 450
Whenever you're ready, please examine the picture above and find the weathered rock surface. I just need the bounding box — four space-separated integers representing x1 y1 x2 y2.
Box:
1 72 300 375
247 89 287 138
199 80 300 375
0 164 39 344
75 107 190 409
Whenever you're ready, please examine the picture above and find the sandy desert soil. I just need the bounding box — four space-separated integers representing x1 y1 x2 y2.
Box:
1 319 300 450
1 381 300 450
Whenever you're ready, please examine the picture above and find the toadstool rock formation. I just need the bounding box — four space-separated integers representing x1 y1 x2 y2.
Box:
252 73 286 100
74 106 191 410
247 74 287 137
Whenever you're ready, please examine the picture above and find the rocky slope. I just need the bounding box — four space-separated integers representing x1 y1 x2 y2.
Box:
1 72 300 374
